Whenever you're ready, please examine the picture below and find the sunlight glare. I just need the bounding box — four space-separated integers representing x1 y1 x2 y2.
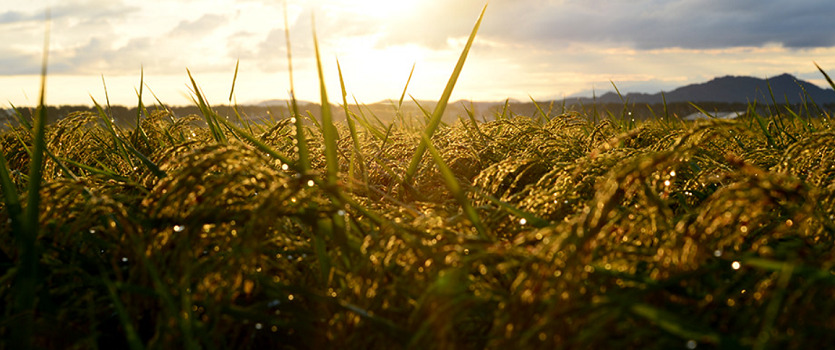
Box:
323 0 420 18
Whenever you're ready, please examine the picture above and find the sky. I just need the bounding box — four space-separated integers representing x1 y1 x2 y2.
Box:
2 0 835 107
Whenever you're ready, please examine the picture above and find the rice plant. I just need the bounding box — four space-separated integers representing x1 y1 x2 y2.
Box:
2 4 835 350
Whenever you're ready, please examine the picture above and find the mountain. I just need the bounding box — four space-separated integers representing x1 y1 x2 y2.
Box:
580 74 835 105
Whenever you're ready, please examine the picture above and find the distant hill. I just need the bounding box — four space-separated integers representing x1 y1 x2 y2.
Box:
574 74 835 105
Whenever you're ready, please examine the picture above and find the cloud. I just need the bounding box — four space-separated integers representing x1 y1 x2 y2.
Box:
0 11 38 24
0 49 41 75
374 0 835 50
170 14 228 37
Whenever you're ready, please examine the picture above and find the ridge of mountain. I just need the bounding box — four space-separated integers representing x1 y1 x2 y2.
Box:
585 74 835 105
248 74 835 109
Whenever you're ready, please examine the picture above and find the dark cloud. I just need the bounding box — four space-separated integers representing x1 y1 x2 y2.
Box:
375 0 835 50
0 49 41 75
0 11 37 24
0 1 140 24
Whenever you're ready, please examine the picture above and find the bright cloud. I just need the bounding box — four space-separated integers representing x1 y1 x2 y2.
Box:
1 0 833 107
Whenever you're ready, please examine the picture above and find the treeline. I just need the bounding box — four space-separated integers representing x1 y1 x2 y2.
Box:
500 101 834 121
4 104 299 128
3 100 831 130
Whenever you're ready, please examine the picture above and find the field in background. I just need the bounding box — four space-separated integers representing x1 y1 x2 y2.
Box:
6 99 831 131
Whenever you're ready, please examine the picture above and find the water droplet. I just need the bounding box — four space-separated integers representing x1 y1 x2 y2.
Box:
664 180 671 187
174 225 185 232
290 117 297 123
281 163 289 171
121 257 128 263
307 180 315 187
713 250 722 257
255 323 263 330
731 261 741 270
337 210 346 216
686 339 697 349
267 299 281 307
519 218 527 225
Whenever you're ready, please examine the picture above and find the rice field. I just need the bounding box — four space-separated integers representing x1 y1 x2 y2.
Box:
3 6 835 349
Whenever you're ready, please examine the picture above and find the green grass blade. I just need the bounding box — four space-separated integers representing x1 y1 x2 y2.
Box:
630 303 721 345
419 132 488 239
403 4 487 185
529 95 548 124
399 62 416 109
14 13 51 349
350 96 385 140
229 59 240 102
228 59 253 134
187 69 227 143
499 98 510 120
102 276 146 350
43 145 77 180
815 62 835 91
0 149 23 237
9 103 32 130
91 98 166 178
409 95 433 124
61 157 132 183
312 19 340 187
91 97 136 168
337 59 368 183
134 66 150 145
284 2 311 172
101 75 113 123
661 91 671 125
472 189 549 228
213 114 298 171
749 106 777 148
